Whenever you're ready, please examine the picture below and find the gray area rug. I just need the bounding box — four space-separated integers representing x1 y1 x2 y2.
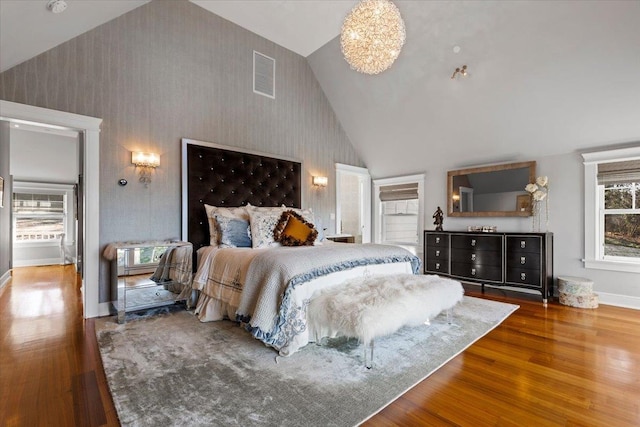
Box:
95 296 518 427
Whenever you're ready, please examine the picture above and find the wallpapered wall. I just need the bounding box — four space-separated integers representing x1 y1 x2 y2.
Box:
0 0 362 302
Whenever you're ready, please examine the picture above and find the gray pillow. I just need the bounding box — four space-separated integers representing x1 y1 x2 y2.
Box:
214 214 252 248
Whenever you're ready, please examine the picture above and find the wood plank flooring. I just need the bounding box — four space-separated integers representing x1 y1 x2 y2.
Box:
1 265 638 426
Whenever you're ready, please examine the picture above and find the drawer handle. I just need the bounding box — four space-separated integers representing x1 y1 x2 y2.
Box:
471 253 476 261
520 240 526 249
521 272 526 281
471 268 476 276
435 263 440 270
435 250 440 257
520 256 526 265
435 237 440 244
471 239 476 247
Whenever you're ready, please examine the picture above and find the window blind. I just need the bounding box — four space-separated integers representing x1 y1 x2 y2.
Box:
379 183 418 201
597 159 640 185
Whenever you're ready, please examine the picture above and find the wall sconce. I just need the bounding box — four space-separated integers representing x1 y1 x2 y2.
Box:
451 65 468 79
132 152 160 186
312 176 328 187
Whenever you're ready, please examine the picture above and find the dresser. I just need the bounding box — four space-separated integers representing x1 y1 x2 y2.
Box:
424 231 553 303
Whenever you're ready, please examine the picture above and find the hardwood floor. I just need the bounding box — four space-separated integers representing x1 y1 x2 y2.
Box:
1 266 638 426
0 266 118 427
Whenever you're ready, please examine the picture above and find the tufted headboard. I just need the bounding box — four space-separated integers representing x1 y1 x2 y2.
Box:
181 138 302 257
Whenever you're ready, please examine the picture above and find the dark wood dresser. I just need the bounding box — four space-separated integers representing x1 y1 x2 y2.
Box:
424 231 553 303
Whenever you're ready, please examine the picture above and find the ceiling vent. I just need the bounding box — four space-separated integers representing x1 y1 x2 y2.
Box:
253 51 275 99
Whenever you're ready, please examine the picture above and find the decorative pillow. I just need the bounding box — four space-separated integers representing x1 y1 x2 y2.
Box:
204 204 249 246
214 214 251 248
273 210 318 246
248 208 285 248
280 207 323 243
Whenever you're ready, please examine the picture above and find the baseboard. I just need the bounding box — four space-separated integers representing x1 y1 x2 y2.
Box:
0 270 12 294
13 258 64 267
597 292 640 310
98 302 113 317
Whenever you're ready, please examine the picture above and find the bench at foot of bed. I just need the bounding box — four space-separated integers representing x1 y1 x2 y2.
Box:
308 273 464 368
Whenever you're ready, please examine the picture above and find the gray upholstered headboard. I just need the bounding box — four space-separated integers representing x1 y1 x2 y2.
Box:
181 138 302 256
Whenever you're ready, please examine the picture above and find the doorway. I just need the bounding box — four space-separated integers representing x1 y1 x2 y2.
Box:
335 163 371 243
10 125 79 268
0 100 102 318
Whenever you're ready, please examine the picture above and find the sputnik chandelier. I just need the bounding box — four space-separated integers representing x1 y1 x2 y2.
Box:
340 0 406 75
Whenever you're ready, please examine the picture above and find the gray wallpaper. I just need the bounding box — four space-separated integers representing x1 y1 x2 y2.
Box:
0 0 362 302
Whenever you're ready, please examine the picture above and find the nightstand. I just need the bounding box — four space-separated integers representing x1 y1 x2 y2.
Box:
325 234 355 243
104 240 192 323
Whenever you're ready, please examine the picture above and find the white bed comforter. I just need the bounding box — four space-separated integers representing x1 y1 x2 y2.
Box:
193 243 421 356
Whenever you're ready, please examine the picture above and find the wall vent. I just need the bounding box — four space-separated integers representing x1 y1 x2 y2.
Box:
253 51 275 99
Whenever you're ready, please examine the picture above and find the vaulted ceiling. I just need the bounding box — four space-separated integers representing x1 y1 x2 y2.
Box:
0 0 350 72
2 0 639 179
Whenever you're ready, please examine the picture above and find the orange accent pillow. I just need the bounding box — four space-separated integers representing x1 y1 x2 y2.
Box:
273 210 318 246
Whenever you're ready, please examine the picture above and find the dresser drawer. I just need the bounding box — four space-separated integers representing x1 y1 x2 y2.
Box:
426 233 449 248
451 234 502 251
425 260 449 274
506 268 541 288
506 236 541 254
426 247 449 261
451 262 503 282
451 248 502 268
505 251 540 270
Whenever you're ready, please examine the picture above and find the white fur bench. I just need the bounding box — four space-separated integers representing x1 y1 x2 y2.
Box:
308 273 464 368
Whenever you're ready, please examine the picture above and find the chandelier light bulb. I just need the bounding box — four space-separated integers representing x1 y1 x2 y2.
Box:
340 0 406 75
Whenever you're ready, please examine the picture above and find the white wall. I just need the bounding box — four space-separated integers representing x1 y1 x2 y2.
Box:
423 151 640 308
10 128 78 182
307 2 640 308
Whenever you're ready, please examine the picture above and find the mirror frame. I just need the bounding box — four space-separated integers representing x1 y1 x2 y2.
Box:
447 161 536 217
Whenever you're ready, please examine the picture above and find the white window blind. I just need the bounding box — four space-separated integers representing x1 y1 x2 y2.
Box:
379 183 418 201
598 159 640 185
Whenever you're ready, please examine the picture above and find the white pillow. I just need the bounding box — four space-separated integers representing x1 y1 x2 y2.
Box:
204 204 250 246
248 208 285 248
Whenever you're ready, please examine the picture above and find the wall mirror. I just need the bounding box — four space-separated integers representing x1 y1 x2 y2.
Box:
447 161 536 217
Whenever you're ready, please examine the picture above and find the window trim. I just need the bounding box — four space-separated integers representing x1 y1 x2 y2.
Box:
373 174 425 253
583 146 640 273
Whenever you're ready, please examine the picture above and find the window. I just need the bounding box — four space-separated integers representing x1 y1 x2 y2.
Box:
13 192 65 242
373 175 425 255
380 185 419 245
583 147 640 273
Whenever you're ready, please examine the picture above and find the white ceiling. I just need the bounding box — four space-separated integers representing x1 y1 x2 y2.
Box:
2 0 639 182
191 1 354 58
0 0 151 72
0 0 353 73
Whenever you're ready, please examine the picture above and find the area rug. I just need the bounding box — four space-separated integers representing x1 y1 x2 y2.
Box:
95 296 518 427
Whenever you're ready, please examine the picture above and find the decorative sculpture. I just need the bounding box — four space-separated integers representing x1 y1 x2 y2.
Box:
433 206 444 231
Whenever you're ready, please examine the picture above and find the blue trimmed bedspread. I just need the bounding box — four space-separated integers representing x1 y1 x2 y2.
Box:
193 243 420 356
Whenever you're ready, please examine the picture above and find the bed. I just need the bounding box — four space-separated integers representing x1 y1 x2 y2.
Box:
181 139 421 356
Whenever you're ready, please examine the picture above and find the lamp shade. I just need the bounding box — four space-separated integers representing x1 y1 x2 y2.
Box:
132 152 160 168
312 176 328 187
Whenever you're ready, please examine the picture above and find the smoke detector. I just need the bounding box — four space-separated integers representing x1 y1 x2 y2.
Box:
47 0 68 14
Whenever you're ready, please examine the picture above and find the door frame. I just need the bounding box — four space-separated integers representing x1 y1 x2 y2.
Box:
0 100 102 318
